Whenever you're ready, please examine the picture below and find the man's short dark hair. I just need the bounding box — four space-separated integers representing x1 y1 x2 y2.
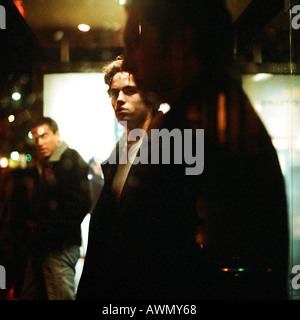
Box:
31 117 59 133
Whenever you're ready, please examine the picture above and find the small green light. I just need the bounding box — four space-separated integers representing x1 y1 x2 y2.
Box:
26 154 32 161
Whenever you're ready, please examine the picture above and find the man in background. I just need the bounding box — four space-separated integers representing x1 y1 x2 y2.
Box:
21 117 91 300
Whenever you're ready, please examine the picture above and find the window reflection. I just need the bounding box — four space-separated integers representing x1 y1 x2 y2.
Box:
235 3 300 300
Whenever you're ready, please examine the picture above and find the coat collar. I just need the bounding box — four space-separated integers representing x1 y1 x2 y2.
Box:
48 141 68 162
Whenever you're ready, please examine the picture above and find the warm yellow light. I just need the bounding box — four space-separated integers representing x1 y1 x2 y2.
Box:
0 157 8 168
8 114 15 122
158 103 171 114
78 24 90 32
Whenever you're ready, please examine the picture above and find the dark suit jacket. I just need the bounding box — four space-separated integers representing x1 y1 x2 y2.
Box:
30 143 91 255
77 81 288 300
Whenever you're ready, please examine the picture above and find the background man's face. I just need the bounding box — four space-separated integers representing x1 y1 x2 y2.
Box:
110 72 151 130
31 124 59 159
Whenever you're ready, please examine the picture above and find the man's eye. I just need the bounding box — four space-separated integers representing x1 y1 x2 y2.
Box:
110 89 119 98
123 87 138 96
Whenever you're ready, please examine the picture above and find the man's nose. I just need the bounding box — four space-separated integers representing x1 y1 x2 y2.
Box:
113 92 125 112
117 90 126 103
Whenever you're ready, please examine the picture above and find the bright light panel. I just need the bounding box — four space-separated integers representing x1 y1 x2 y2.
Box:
43 73 117 163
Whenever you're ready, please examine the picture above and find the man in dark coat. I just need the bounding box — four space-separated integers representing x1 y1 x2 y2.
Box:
121 0 289 299
20 117 91 300
76 57 158 300
78 0 289 300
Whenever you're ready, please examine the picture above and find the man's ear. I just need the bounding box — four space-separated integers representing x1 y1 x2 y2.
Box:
55 130 61 145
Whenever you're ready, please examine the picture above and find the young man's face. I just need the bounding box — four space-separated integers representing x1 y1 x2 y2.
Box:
110 72 152 130
31 124 60 159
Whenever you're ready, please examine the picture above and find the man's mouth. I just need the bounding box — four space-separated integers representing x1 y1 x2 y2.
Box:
116 107 127 114
38 148 47 154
